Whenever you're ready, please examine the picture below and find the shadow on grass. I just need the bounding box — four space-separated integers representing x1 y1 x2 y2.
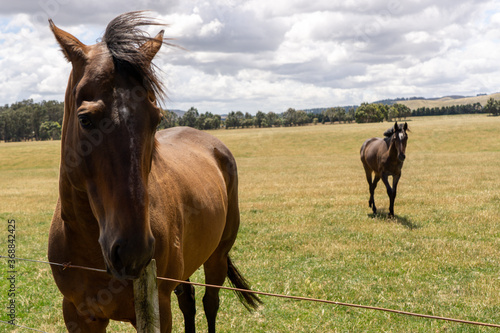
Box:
368 212 420 230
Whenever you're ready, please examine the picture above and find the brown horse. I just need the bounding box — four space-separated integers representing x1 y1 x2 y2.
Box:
360 122 409 217
48 12 260 333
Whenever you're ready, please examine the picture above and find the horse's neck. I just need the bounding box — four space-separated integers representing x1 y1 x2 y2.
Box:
386 138 399 159
58 172 100 236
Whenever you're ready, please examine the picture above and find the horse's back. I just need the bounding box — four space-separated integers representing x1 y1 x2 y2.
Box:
158 126 233 161
155 126 236 178
156 126 226 149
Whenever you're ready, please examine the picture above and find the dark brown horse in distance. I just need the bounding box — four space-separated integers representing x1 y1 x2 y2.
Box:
360 122 409 217
48 12 260 333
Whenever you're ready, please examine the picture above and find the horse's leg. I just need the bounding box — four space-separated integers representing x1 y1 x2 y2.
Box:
158 291 174 333
202 189 240 333
389 174 401 217
363 166 376 212
202 253 229 333
174 280 196 333
62 297 109 333
381 174 394 217
371 175 380 214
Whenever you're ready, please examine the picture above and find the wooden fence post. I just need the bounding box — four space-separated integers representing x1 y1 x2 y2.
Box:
133 259 160 333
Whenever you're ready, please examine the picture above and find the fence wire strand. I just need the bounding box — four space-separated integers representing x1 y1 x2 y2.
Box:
1 255 500 330
0 319 47 332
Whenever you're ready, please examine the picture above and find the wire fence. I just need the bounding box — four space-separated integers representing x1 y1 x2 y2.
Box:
1 255 500 332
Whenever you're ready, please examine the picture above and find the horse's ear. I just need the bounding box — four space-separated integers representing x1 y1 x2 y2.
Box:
49 19 87 63
403 122 408 131
394 122 398 131
140 30 164 64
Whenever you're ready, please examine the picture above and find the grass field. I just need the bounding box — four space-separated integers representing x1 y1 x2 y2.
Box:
1 114 500 332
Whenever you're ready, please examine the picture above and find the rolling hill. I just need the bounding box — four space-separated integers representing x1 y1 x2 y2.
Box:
396 92 500 110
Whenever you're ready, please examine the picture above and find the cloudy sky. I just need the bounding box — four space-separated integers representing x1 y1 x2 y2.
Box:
0 0 499 114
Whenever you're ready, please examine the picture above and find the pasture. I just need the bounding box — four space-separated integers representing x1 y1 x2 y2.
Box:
1 114 500 332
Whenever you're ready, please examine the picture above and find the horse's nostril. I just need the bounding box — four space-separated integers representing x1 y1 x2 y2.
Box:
111 242 123 270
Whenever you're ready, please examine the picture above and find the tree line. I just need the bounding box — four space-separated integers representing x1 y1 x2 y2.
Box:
412 102 484 117
0 99 64 142
353 100 499 123
1 98 499 142
483 98 500 116
354 103 412 123
159 107 338 130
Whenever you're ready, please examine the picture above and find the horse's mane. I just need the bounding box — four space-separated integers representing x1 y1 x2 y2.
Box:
383 123 410 137
383 127 396 137
102 11 167 100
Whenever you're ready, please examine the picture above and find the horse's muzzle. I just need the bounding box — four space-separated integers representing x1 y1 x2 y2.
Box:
102 235 155 280
398 153 406 162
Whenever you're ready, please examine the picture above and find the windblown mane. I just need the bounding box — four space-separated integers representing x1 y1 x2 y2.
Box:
102 11 167 100
383 127 396 137
383 123 409 137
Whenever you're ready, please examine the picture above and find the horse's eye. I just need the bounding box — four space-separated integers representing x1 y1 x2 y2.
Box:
148 92 156 104
78 114 93 129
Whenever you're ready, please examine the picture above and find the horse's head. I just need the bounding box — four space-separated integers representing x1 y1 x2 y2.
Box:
391 122 409 162
50 12 167 279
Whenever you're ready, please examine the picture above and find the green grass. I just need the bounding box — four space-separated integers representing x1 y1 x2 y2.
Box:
1 114 500 332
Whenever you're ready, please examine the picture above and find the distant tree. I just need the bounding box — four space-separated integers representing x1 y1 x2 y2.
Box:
282 108 297 126
376 104 389 121
5 107 31 141
355 103 385 123
387 103 411 121
333 107 346 123
473 102 483 113
346 107 356 123
387 105 399 121
322 108 334 124
241 112 254 128
179 107 199 128
235 111 245 124
194 113 203 129
395 103 411 120
158 109 179 129
295 110 309 126
265 111 279 127
254 111 265 128
483 98 500 116
208 114 222 129
42 100 64 124
39 121 61 140
225 111 240 129
30 104 45 140
323 107 347 123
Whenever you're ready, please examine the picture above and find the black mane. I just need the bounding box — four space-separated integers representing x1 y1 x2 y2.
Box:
383 127 396 137
383 123 408 137
102 11 167 100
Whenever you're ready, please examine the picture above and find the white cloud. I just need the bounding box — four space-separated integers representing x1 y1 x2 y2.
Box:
0 14 69 103
0 0 499 112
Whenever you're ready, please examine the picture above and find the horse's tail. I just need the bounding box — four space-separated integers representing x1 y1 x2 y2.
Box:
226 256 263 311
